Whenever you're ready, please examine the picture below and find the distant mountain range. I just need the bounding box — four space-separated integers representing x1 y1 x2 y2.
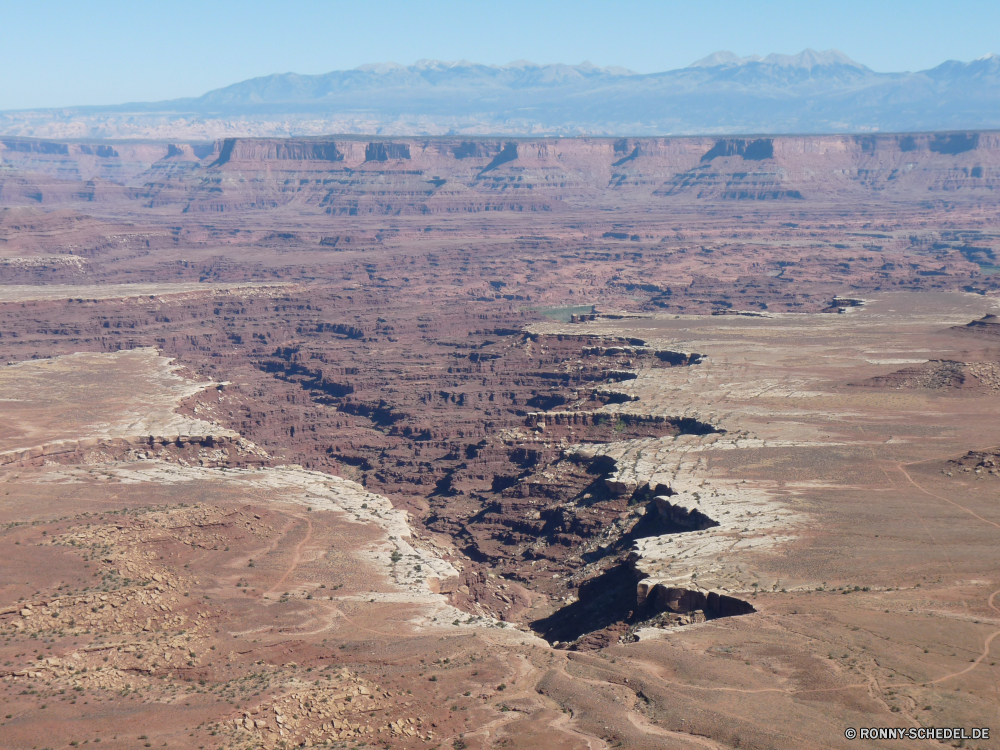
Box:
3 50 1000 139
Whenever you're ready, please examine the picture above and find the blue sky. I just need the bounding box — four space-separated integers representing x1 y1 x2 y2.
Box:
3 0 998 110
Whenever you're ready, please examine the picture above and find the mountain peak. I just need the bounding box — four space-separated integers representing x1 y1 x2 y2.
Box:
354 62 407 74
502 59 540 69
762 48 865 69
345 59 636 77
411 59 479 70
690 48 865 70
689 51 762 67
20 52 998 138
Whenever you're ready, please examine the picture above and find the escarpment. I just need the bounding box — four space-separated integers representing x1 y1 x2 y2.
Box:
700 138 775 161
955 314 1000 338
5 131 1000 213
208 138 347 167
531 491 756 650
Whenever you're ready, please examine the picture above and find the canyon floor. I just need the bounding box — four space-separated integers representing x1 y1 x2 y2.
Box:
1 133 999 749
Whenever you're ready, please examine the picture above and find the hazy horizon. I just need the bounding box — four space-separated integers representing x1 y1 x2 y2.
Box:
3 0 1000 110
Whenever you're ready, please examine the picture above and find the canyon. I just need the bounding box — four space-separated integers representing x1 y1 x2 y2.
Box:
0 132 999 748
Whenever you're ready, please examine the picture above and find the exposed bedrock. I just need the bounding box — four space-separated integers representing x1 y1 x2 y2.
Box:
529 490 754 649
364 141 410 162
955 313 1000 338
633 495 719 536
0 433 267 469
853 359 968 389
821 295 866 313
1 137 70 155
530 562 641 648
208 138 345 167
525 411 719 443
8 131 1000 213
852 357 1000 392
653 349 704 365
946 447 1000 478
636 584 756 619
700 138 775 162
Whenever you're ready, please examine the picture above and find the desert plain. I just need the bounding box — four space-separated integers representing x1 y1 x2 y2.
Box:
0 132 998 749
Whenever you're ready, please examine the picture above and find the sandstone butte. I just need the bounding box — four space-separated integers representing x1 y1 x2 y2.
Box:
0 132 998 749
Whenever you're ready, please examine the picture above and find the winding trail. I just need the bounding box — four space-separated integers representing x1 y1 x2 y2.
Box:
901 588 1000 687
889 460 1000 685
625 713 725 749
897 462 1000 530
547 710 610 750
265 515 313 596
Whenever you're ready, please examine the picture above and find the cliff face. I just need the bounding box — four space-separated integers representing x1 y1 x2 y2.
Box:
208 139 347 166
139 132 1000 214
2 132 1000 213
0 139 202 185
0 132 1000 216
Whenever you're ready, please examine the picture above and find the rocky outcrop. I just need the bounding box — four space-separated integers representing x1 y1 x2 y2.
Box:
364 142 410 162
634 495 719 535
701 138 774 161
78 144 119 158
853 360 969 389
479 142 519 172
209 138 345 167
947 447 1000 478
654 349 703 365
1 137 69 155
635 582 755 618
0 433 255 468
527 484 761 649
955 314 1000 338
453 141 501 159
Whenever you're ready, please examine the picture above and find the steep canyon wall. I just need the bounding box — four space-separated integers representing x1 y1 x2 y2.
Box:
2 132 999 213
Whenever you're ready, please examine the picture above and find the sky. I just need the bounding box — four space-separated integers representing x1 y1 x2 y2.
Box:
3 0 999 110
